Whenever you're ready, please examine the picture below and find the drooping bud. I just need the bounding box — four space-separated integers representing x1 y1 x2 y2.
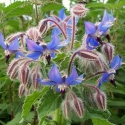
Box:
87 85 107 110
62 94 71 119
26 27 40 41
101 42 115 64
71 3 89 17
30 64 41 89
76 49 99 60
69 91 84 118
18 84 25 98
93 91 107 110
38 19 48 35
18 60 33 85
7 58 26 78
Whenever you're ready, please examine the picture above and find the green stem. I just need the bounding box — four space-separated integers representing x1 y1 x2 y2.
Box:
60 115 66 125
35 2 39 24
54 108 61 124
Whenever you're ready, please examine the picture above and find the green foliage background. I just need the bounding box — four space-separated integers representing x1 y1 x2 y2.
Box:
0 0 125 125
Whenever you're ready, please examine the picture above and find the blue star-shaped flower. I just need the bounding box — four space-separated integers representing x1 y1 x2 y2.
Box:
26 31 69 63
38 64 83 94
98 54 122 88
0 32 24 63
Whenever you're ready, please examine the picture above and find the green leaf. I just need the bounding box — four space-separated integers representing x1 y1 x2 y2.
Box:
41 2 63 11
37 89 62 124
3 1 33 19
92 118 115 125
22 86 49 118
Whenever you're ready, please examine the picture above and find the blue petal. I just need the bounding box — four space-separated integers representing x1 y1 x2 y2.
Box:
15 51 25 58
51 52 55 58
110 54 122 70
52 28 61 36
98 72 110 88
58 8 66 20
27 52 42 60
47 33 60 50
49 64 62 83
55 38 70 49
86 36 99 50
8 37 19 51
26 38 43 51
0 32 6 49
84 22 96 34
66 66 79 85
70 74 83 85
38 78 56 85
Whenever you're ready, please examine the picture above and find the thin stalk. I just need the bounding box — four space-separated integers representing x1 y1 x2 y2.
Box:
45 19 67 39
68 52 77 75
33 106 38 125
35 2 39 24
70 16 76 50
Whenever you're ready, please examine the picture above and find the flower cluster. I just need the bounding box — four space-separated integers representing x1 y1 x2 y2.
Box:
0 3 123 119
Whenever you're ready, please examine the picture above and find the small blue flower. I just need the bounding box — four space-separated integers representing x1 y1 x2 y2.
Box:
51 8 79 38
38 64 83 93
26 31 69 63
0 32 24 63
84 10 115 50
98 54 122 88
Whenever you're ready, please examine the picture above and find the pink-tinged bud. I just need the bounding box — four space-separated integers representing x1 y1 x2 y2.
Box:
7 58 26 77
70 97 84 118
76 49 99 60
94 91 107 110
19 84 25 98
62 95 71 119
87 85 107 110
38 19 48 35
71 4 89 17
102 42 114 64
30 65 41 89
26 27 40 41
6 32 25 43
18 60 33 85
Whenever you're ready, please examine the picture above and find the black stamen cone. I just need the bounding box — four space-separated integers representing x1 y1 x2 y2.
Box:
105 34 111 42
109 79 117 87
5 55 10 63
97 37 103 45
45 55 51 65
61 90 66 99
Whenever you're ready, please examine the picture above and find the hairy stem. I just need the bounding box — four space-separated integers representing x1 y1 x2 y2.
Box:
68 52 77 75
71 16 76 50
45 19 67 39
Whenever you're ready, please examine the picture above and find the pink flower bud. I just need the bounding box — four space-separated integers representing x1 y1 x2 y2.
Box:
71 4 89 17
62 95 71 119
76 49 99 60
30 65 41 89
19 84 25 98
38 19 48 35
70 97 84 118
18 60 33 85
7 58 26 79
94 91 107 110
102 42 114 64
26 27 40 41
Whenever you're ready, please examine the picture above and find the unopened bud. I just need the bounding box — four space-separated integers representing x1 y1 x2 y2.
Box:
19 84 25 98
102 42 114 64
26 27 40 41
30 65 41 89
18 60 33 85
94 91 107 110
71 4 89 17
38 19 48 35
62 95 71 119
76 49 99 60
71 97 84 118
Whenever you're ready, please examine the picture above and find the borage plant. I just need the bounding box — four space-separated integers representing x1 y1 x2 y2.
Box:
0 2 123 125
